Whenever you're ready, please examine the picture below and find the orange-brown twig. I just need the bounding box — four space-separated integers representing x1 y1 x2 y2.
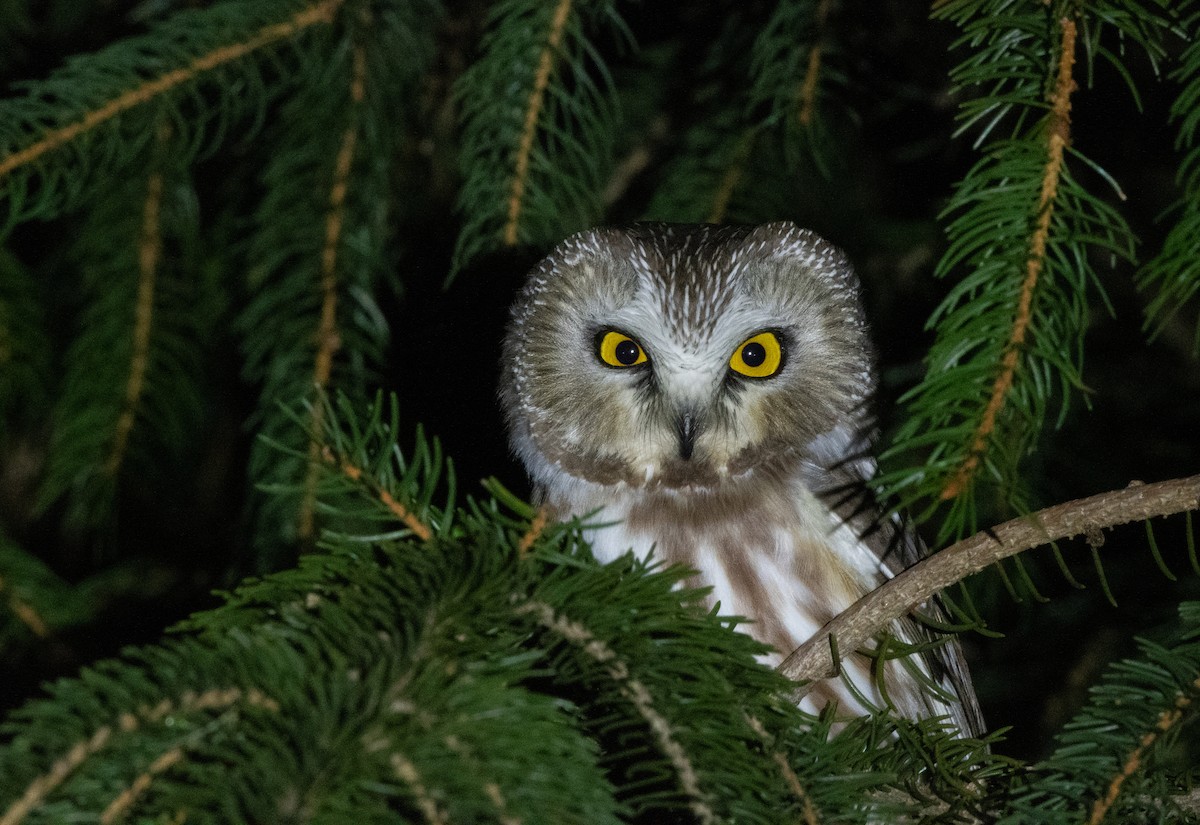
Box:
99 747 185 825
707 130 757 225
321 445 433 542
1086 679 1198 825
0 0 344 182
0 688 277 825
107 127 168 477
795 0 832 128
0 574 50 638
391 753 448 825
744 713 821 825
0 728 114 825
516 599 715 824
7 595 50 638
504 0 573 246
797 46 823 128
298 45 367 544
940 17 1077 501
517 506 549 557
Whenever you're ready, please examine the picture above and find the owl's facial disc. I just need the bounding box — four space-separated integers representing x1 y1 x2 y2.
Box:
571 323 798 488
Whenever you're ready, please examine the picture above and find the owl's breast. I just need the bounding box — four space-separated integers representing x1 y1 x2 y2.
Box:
544 470 883 657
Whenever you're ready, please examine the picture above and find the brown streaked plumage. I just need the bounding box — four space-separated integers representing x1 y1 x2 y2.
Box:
500 221 983 736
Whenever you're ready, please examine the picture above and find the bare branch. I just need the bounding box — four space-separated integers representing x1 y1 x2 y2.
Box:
780 475 1200 697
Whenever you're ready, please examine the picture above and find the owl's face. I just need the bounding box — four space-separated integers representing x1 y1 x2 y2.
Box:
501 222 873 493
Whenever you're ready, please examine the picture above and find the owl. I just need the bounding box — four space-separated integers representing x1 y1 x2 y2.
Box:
499 221 983 736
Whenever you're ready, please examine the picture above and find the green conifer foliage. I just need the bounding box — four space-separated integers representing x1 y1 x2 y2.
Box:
1001 601 1200 823
37 129 207 532
452 0 629 271
879 1 1183 540
237 3 437 559
1139 11 1200 354
0 249 48 437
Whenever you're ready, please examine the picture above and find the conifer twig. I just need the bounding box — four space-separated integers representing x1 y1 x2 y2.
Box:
0 727 114 825
504 0 573 245
1087 680 1198 824
744 713 821 825
0 0 345 181
320 445 433 542
1 688 278 825
781 474 1200 693
940 16 1078 500
99 746 184 825
795 0 832 128
516 599 714 824
517 505 549 557
0 574 50 638
706 130 757 224
299 45 367 544
391 754 447 825
106 126 168 476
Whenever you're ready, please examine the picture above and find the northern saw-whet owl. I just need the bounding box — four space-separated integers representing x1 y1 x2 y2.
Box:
500 222 983 736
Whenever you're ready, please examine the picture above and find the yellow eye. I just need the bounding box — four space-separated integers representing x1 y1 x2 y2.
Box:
597 330 648 367
729 331 783 378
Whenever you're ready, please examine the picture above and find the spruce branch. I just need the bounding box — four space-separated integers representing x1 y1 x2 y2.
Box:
389 753 444 824
881 5 1142 540
0 250 50 431
743 712 821 825
1085 684 1196 825
105 124 168 478
0 393 1025 821
648 0 835 225
0 574 48 639
795 30 825 130
452 0 626 270
35 127 207 530
236 3 436 558
320 443 433 542
0 535 93 646
780 474 1200 692
748 0 835 133
505 0 574 246
0 0 345 224
747 0 835 169
100 745 184 825
1138 19 1200 353
516 598 714 825
643 114 761 224
1 687 279 825
298 43 369 544
705 129 758 225
1003 600 1200 823
940 16 1078 502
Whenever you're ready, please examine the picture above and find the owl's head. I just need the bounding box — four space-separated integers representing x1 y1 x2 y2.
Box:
500 222 874 493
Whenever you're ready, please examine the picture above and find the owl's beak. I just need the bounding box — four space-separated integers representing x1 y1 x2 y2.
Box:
676 410 698 461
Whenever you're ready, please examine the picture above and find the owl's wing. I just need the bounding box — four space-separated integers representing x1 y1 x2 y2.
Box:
812 433 986 738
